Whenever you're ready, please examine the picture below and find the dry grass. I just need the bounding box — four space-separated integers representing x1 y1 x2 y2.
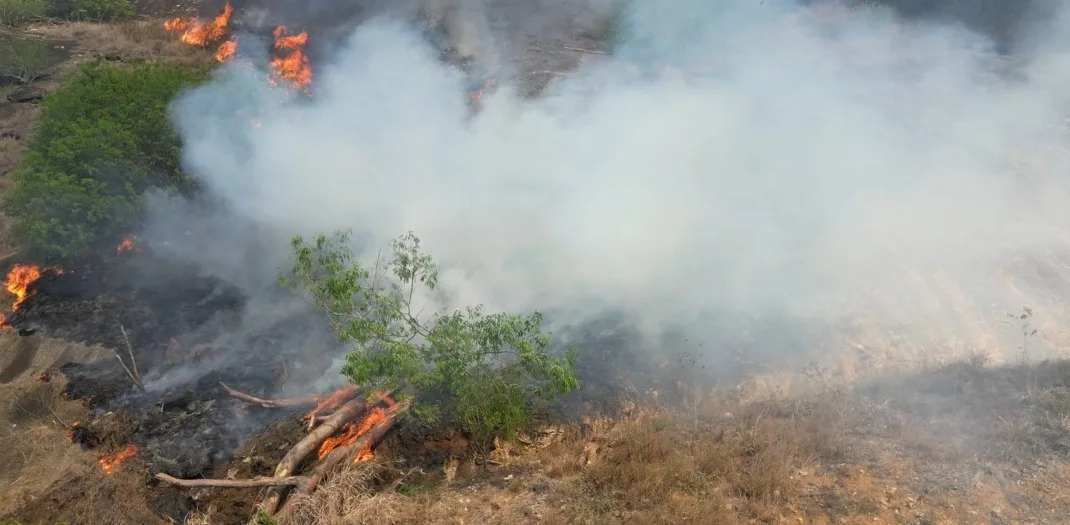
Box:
28 19 216 73
0 333 109 513
177 356 1070 525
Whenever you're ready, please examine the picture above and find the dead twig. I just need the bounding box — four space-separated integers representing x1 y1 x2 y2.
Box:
219 382 320 408
563 45 608 55
155 473 304 488
116 324 145 393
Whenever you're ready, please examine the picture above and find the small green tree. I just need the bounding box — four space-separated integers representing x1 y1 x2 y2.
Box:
5 61 204 259
0 35 60 84
279 230 580 449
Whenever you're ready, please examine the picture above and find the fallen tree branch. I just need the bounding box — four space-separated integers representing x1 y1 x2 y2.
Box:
275 398 412 520
563 45 608 55
219 382 321 408
154 397 410 523
154 473 304 488
261 393 375 514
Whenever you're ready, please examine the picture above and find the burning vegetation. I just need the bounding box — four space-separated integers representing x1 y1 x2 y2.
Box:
0 263 59 328
270 26 313 88
116 235 137 254
98 444 139 475
163 2 234 58
162 2 312 87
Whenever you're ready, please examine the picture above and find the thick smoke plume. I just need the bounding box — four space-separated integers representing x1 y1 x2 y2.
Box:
153 0 1070 372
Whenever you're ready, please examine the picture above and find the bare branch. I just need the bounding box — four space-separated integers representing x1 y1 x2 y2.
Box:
219 382 320 408
117 324 144 391
154 473 304 488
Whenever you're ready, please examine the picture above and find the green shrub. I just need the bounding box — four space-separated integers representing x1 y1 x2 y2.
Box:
280 231 580 449
47 0 132 21
0 0 47 24
6 61 204 259
0 36 62 84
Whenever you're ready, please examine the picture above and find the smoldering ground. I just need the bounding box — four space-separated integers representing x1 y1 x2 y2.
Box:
150 0 1070 379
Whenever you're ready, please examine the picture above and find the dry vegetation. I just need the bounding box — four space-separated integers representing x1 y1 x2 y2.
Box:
162 353 1070 525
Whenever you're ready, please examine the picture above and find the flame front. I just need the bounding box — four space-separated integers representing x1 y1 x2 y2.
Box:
116 235 137 254
270 26 312 88
163 2 234 59
317 406 386 459
98 444 139 474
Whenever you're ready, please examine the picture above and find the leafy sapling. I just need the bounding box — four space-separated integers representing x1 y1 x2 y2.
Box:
279 230 580 451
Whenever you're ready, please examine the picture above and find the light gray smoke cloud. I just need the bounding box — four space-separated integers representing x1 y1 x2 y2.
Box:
157 0 1070 367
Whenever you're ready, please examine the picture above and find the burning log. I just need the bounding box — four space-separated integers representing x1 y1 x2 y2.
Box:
219 382 321 408
261 389 388 514
303 384 361 430
274 398 412 520
153 395 410 519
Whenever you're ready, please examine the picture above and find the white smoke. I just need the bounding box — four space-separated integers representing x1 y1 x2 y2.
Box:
159 0 1070 364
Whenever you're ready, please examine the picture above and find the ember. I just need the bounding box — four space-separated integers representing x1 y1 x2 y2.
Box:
317 406 386 459
99 444 139 474
116 235 137 254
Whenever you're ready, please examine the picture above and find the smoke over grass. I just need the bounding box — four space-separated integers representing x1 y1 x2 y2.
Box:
155 0 1070 367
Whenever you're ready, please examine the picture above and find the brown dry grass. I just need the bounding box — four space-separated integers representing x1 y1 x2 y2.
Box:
175 356 1070 525
27 19 216 74
0 333 107 512
0 333 167 525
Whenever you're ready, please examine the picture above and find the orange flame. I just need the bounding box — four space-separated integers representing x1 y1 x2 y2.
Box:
163 2 234 59
317 406 386 459
4 264 41 311
304 385 359 420
215 39 237 62
273 26 307 49
0 263 45 328
353 441 374 463
270 26 312 88
116 235 137 254
98 444 139 474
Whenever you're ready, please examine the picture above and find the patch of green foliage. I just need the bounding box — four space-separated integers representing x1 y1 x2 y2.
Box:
279 230 580 449
5 61 204 260
248 509 277 525
0 0 47 24
47 0 132 21
0 36 62 84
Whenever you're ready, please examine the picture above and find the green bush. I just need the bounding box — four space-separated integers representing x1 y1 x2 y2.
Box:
5 61 204 259
47 0 132 21
280 231 580 449
0 0 47 24
0 36 62 84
